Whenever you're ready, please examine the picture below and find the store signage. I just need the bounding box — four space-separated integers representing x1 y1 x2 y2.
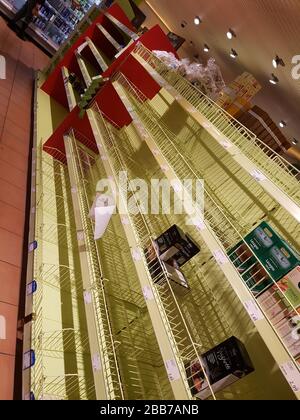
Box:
0 55 6 80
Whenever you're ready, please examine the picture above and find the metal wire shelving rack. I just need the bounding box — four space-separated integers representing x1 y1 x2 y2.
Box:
106 73 300 398
132 44 300 224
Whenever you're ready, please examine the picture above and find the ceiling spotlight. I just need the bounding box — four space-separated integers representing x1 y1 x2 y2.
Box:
194 16 202 25
204 44 210 52
269 73 279 84
292 138 298 145
272 55 285 69
279 120 287 128
230 48 238 58
227 29 236 39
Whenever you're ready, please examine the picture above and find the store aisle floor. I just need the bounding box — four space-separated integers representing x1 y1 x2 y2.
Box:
0 16 49 400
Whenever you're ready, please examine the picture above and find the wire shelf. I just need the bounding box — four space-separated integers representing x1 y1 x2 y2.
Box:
66 131 125 400
112 73 300 375
90 107 218 400
132 44 300 208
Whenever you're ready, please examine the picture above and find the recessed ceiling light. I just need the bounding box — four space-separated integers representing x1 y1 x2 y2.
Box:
230 48 238 58
181 20 187 28
269 73 279 84
227 29 236 39
194 16 202 25
292 138 298 145
204 44 210 52
272 55 285 69
279 120 287 128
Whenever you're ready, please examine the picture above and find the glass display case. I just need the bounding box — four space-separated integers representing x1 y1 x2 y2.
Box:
0 0 104 54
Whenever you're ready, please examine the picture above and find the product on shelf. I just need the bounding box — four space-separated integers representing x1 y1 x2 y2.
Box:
145 242 190 295
154 225 200 267
186 337 254 399
216 72 261 117
228 241 273 296
244 222 300 281
277 266 300 308
152 51 225 99
257 286 300 361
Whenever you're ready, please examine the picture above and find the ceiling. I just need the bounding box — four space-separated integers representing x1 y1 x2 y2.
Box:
141 0 300 151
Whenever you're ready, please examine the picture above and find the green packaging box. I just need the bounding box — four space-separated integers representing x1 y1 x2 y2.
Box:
244 222 300 281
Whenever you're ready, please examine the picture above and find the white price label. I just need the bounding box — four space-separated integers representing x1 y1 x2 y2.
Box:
31 207 36 214
189 216 206 231
100 155 108 161
142 285 154 301
121 216 130 225
203 122 212 129
92 353 102 372
131 248 142 262
213 249 228 266
160 164 169 173
221 141 232 149
165 359 180 382
97 143 103 149
84 291 92 304
152 149 160 156
251 169 266 182
280 362 300 392
77 231 84 241
244 300 264 322
71 187 77 194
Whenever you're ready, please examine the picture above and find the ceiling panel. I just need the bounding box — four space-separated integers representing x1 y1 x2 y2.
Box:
144 0 300 150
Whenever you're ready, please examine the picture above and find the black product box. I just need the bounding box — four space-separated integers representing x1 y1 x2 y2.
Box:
172 234 201 267
186 336 254 399
154 225 189 261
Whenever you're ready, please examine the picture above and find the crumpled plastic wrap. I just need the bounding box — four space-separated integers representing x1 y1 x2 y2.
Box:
153 51 226 98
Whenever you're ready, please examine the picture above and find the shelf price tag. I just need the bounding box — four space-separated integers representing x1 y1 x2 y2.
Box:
23 350 35 370
213 249 228 266
280 362 300 392
244 300 264 323
165 359 180 382
84 291 92 304
92 353 102 372
131 248 142 262
28 241 38 252
251 169 266 182
142 285 154 301
221 141 232 149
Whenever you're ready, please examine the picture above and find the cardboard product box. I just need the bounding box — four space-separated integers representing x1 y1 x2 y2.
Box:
257 286 282 310
163 262 190 296
154 225 189 261
244 223 300 281
171 234 201 267
278 314 300 357
186 336 254 400
277 266 300 308
241 261 273 296
228 241 273 295
228 241 253 270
